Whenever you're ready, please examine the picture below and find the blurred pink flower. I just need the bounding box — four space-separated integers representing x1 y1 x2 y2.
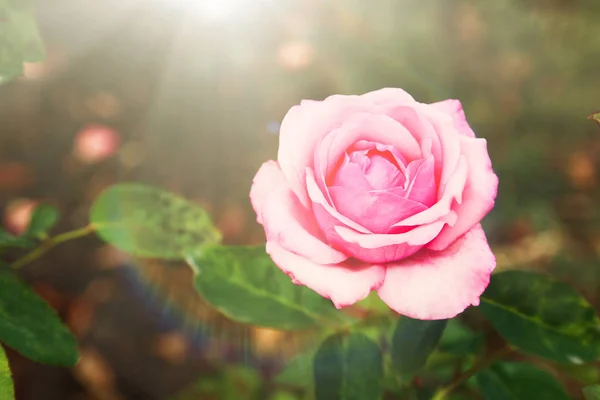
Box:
74 125 120 164
250 88 498 320
4 198 37 235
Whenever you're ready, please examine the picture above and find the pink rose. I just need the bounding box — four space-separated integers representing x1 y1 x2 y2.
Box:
250 88 498 320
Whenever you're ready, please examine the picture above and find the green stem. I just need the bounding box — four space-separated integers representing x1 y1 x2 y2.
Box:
432 346 513 400
11 225 96 269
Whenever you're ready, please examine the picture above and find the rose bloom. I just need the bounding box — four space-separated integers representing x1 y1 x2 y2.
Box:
250 88 498 320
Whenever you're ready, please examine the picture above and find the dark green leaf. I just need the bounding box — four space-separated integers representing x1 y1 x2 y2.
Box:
0 230 32 249
90 183 221 259
313 333 383 400
583 385 600 400
189 246 341 330
475 362 569 400
25 204 59 238
0 270 78 366
0 346 13 400
391 317 447 376
438 319 483 355
479 270 600 363
0 0 45 82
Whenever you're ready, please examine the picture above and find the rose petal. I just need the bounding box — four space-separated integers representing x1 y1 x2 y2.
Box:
427 137 498 251
431 99 476 138
250 160 288 224
266 242 386 308
361 88 416 105
278 95 371 207
329 186 426 234
393 156 468 227
404 156 437 207
250 161 348 265
377 224 496 320
317 113 422 187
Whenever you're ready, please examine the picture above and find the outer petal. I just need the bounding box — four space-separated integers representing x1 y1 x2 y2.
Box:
266 242 386 308
250 160 288 224
377 224 496 320
360 88 416 105
427 137 498 251
250 161 348 265
431 99 476 138
277 95 371 207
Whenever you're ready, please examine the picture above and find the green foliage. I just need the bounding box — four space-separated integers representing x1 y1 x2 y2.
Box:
391 317 447 377
583 385 600 400
25 204 59 238
171 365 261 400
90 183 221 259
313 332 383 400
479 270 600 364
475 362 569 400
0 346 13 400
0 269 78 366
437 319 483 356
0 230 33 249
276 349 316 388
0 0 45 83
189 245 342 330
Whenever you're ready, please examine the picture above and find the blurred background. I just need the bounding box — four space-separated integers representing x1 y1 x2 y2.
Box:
1 0 600 398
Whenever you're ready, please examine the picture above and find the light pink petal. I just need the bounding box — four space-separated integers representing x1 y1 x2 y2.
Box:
335 219 449 249
316 113 422 188
404 156 437 207
374 104 443 174
329 186 427 233
277 95 371 207
306 167 371 233
377 224 496 320
431 99 476 138
266 242 386 308
361 88 416 105
251 161 348 265
427 137 498 251
331 153 374 191
393 156 468 227
250 160 288 224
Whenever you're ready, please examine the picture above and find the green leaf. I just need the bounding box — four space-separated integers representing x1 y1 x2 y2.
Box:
25 204 59 238
391 317 447 377
589 112 600 125
0 230 33 249
438 319 483 356
475 362 569 400
479 270 600 363
0 270 78 366
583 385 600 400
0 346 14 400
189 246 342 330
313 333 383 400
0 0 45 82
90 183 221 259
276 349 316 387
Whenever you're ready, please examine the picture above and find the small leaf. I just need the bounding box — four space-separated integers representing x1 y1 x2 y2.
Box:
479 270 600 363
588 112 600 125
313 333 383 400
90 183 221 259
0 0 45 82
583 385 600 400
0 270 78 366
391 317 447 377
0 230 33 249
0 346 14 400
475 362 569 400
276 349 315 387
189 246 342 330
25 204 59 238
